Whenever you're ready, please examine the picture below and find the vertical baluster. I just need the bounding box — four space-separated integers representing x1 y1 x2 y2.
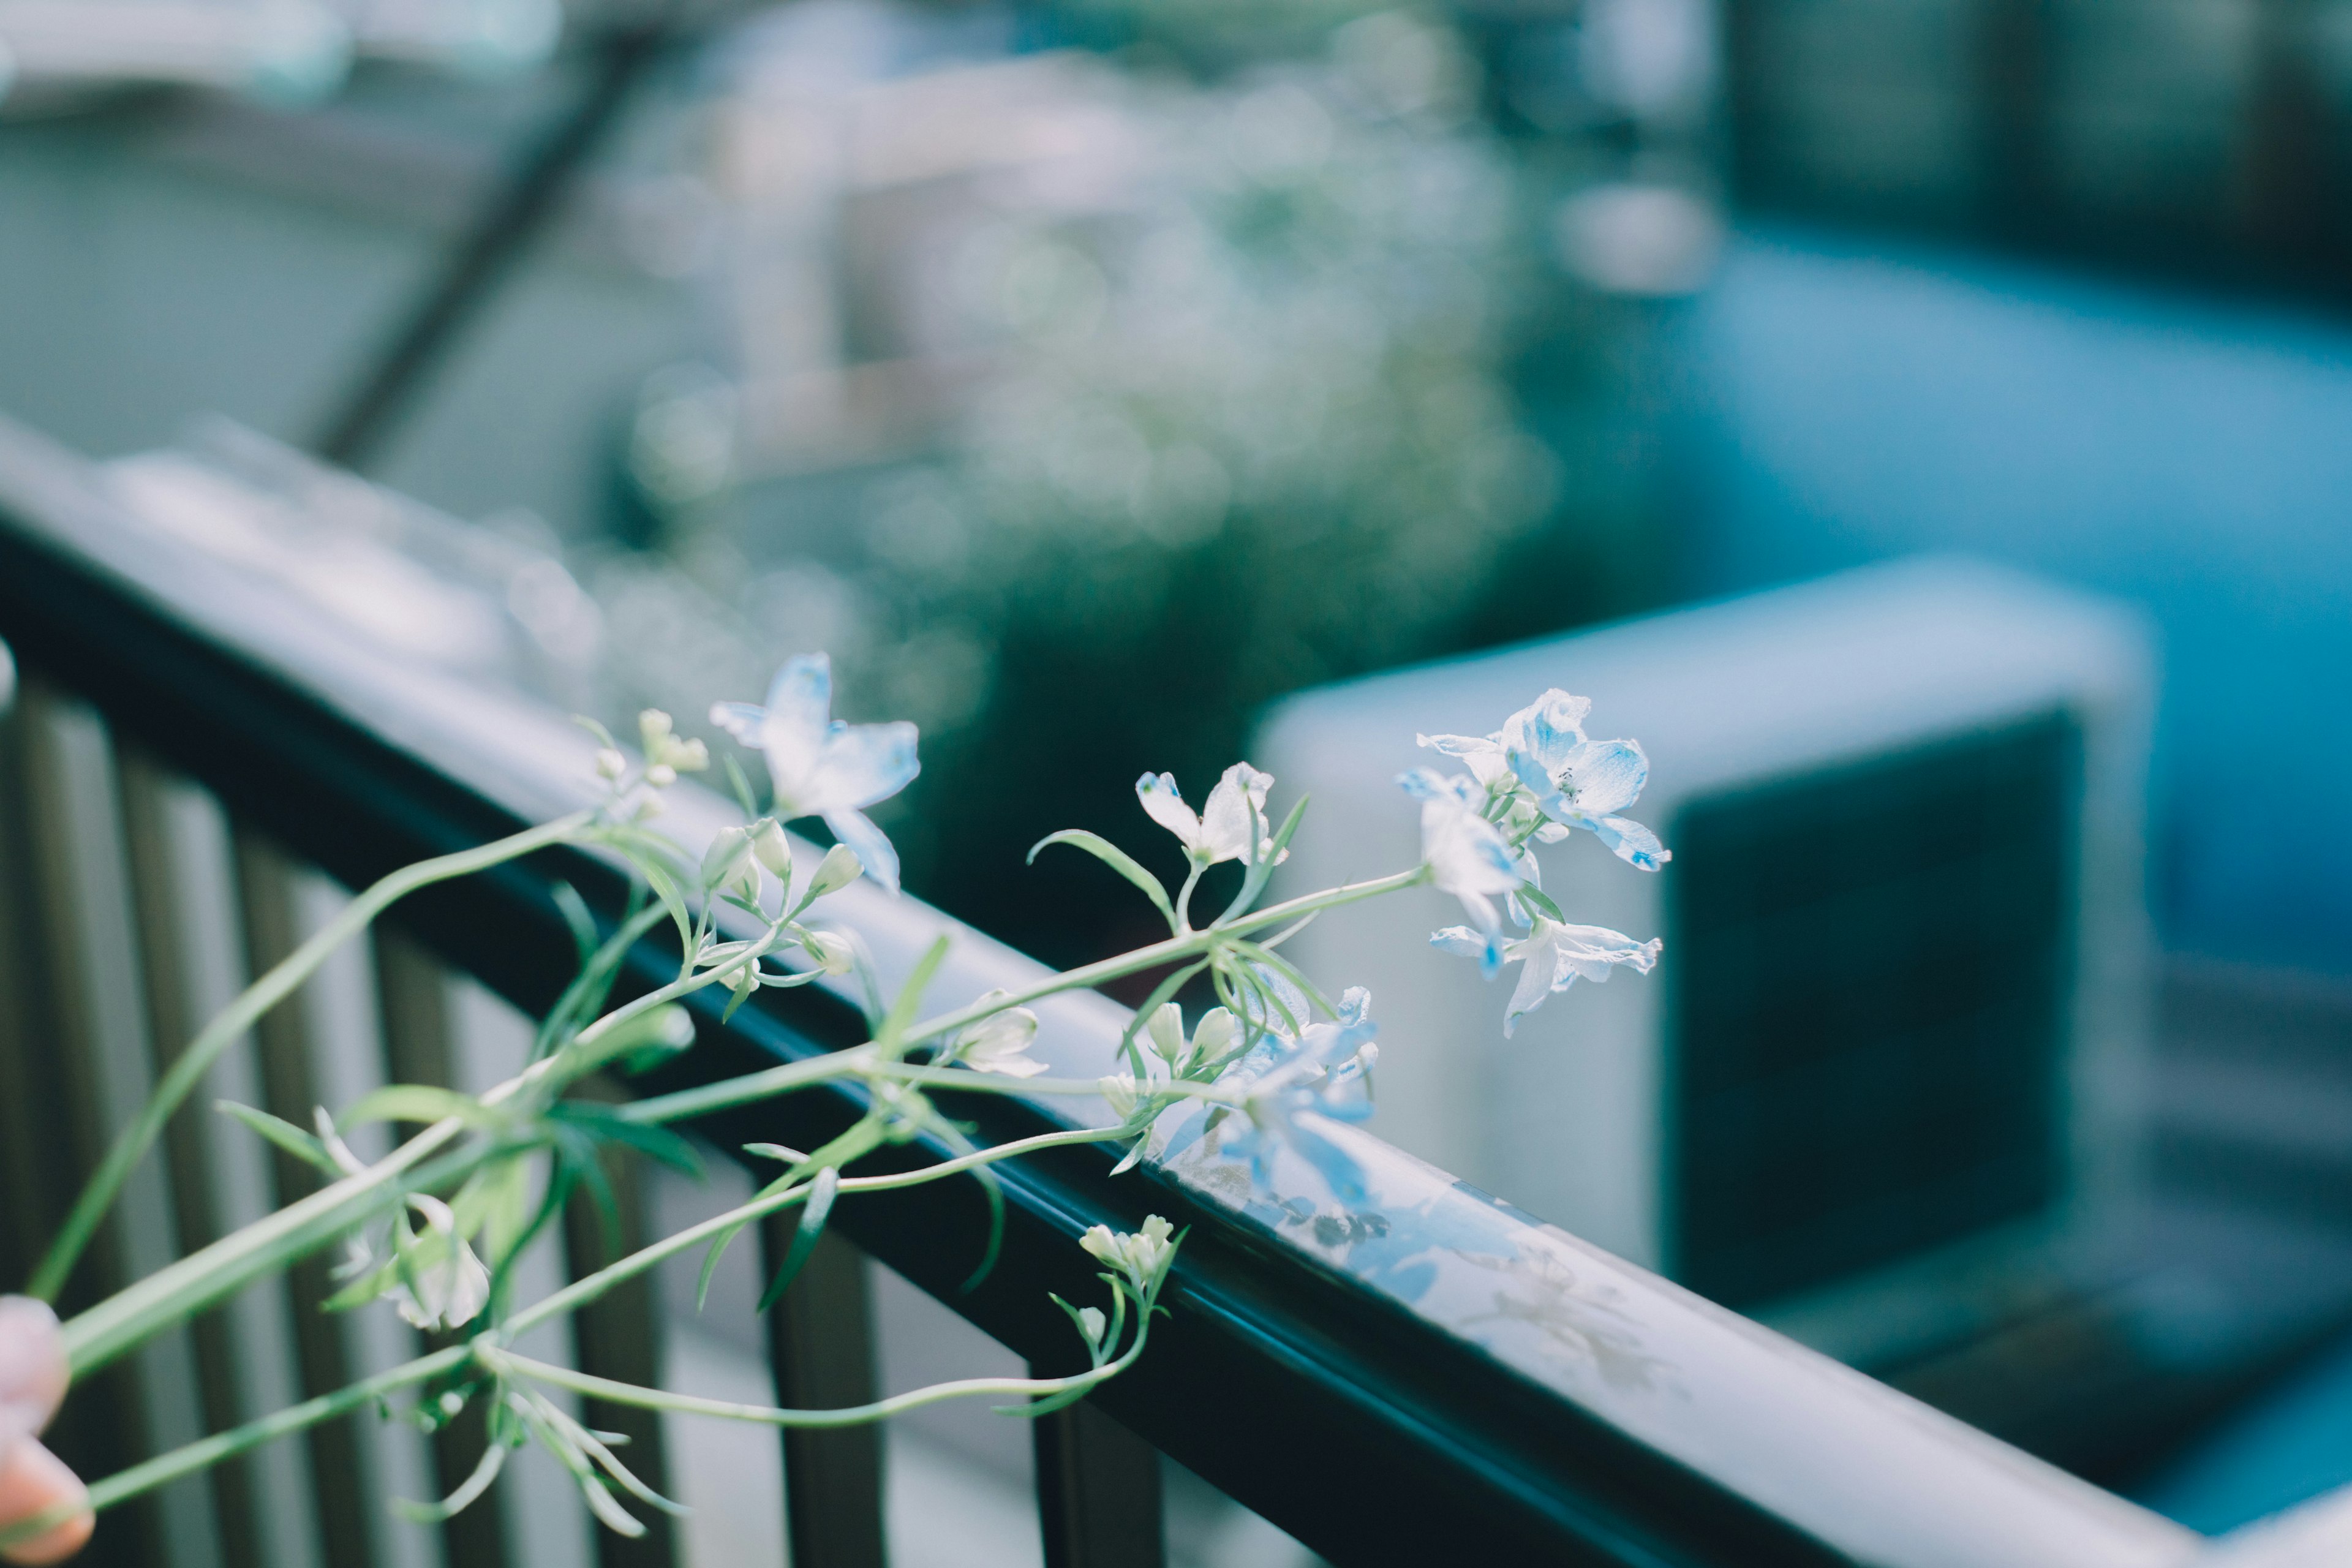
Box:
4 676 218 1568
761 1225 888 1567
374 925 515 1568
560 1076 677 1568
233 829 384 1568
1031 1392 1165 1568
116 746 269 1567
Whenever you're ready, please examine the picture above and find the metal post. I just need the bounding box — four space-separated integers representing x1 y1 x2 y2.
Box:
761 1225 888 1568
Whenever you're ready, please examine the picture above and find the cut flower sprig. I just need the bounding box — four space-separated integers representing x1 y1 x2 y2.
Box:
15 657 1667 1554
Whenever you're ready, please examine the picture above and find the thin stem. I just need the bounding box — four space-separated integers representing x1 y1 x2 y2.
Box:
503 1125 1120 1341
864 1062 1237 1106
1173 861 1205 933
623 863 1429 1128
31 812 594 1302
0 1348 467 1555
485 1332 1144 1428
64 913 793 1376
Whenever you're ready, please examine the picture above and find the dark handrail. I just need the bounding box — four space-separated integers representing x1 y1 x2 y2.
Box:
0 416 2202 1566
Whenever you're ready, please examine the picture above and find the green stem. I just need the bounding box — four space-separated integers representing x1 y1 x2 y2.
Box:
503 1125 1120 1341
485 1332 1144 1428
1173 861 1205 933
622 864 1429 1128
0 1347 467 1555
27 1118 1132 1546
30 812 595 1303
62 914 790 1378
864 1062 1237 1105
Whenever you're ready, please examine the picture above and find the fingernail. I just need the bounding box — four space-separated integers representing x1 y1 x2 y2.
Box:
0 1300 66 1439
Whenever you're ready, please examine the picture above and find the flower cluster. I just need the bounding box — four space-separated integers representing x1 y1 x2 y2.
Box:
1406 689 1668 1033
1079 1214 1179 1298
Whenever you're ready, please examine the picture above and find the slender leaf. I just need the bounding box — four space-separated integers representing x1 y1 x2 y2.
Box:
337 1085 494 1133
1027 831 1176 931
215 1101 339 1177
877 936 951 1057
756 1166 840 1311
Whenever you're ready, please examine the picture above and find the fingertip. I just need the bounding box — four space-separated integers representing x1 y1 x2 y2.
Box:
0 1440 92 1566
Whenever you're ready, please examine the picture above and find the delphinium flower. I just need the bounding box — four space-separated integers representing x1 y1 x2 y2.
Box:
711 653 921 893
1141 982 1382 1204
941 992 1049 1078
1431 918 1662 1038
1408 688 1668 1033
1136 763 1278 868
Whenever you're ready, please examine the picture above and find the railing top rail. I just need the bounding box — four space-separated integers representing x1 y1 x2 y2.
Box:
0 415 2204 1567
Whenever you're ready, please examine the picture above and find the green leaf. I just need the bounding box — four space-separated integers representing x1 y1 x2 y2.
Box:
573 714 619 750
533 902 672 1064
215 1100 339 1176
337 1084 494 1133
1217 793 1311 925
1233 941 1336 1022
1515 883 1565 924
639 859 693 967
757 1166 840 1311
1027 831 1176 932
877 935 951 1058
547 1101 707 1180
551 882 599 965
722 753 762 820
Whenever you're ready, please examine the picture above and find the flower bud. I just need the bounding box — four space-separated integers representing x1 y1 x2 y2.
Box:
1189 1007 1238 1065
802 930 855 976
807 843 862 900
751 820 793 875
1097 1076 1141 1121
638 709 674 757
594 747 627 781
647 763 677 789
1077 1306 1107 1347
1145 1003 1186 1065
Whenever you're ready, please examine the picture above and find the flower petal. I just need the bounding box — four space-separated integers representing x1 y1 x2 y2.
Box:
1562 739 1649 817
1592 815 1672 871
823 808 903 895
763 654 835 745
1553 924 1663 981
809 720 921 812
1199 763 1272 864
1503 946 1556 1037
1500 690 1591 775
708 701 769 747
1136 772 1204 851
1429 926 1490 960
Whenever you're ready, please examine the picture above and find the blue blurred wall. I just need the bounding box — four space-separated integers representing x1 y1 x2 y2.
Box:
1682 227 2352 973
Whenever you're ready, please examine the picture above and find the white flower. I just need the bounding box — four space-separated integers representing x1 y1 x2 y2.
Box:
951 997 1047 1078
1397 768 1523 975
1079 1215 1178 1295
1434 917 1661 1036
711 655 921 894
390 1196 492 1333
1422 688 1669 872
1136 763 1280 866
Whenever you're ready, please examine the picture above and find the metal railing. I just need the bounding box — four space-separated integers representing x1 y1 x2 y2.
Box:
0 409 2328 1566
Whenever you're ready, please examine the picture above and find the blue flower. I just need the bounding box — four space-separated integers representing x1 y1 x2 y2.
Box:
1420 687 1670 872
1136 763 1278 866
1433 918 1661 1037
711 654 920 894
1397 767 1523 975
1214 987 1381 1204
